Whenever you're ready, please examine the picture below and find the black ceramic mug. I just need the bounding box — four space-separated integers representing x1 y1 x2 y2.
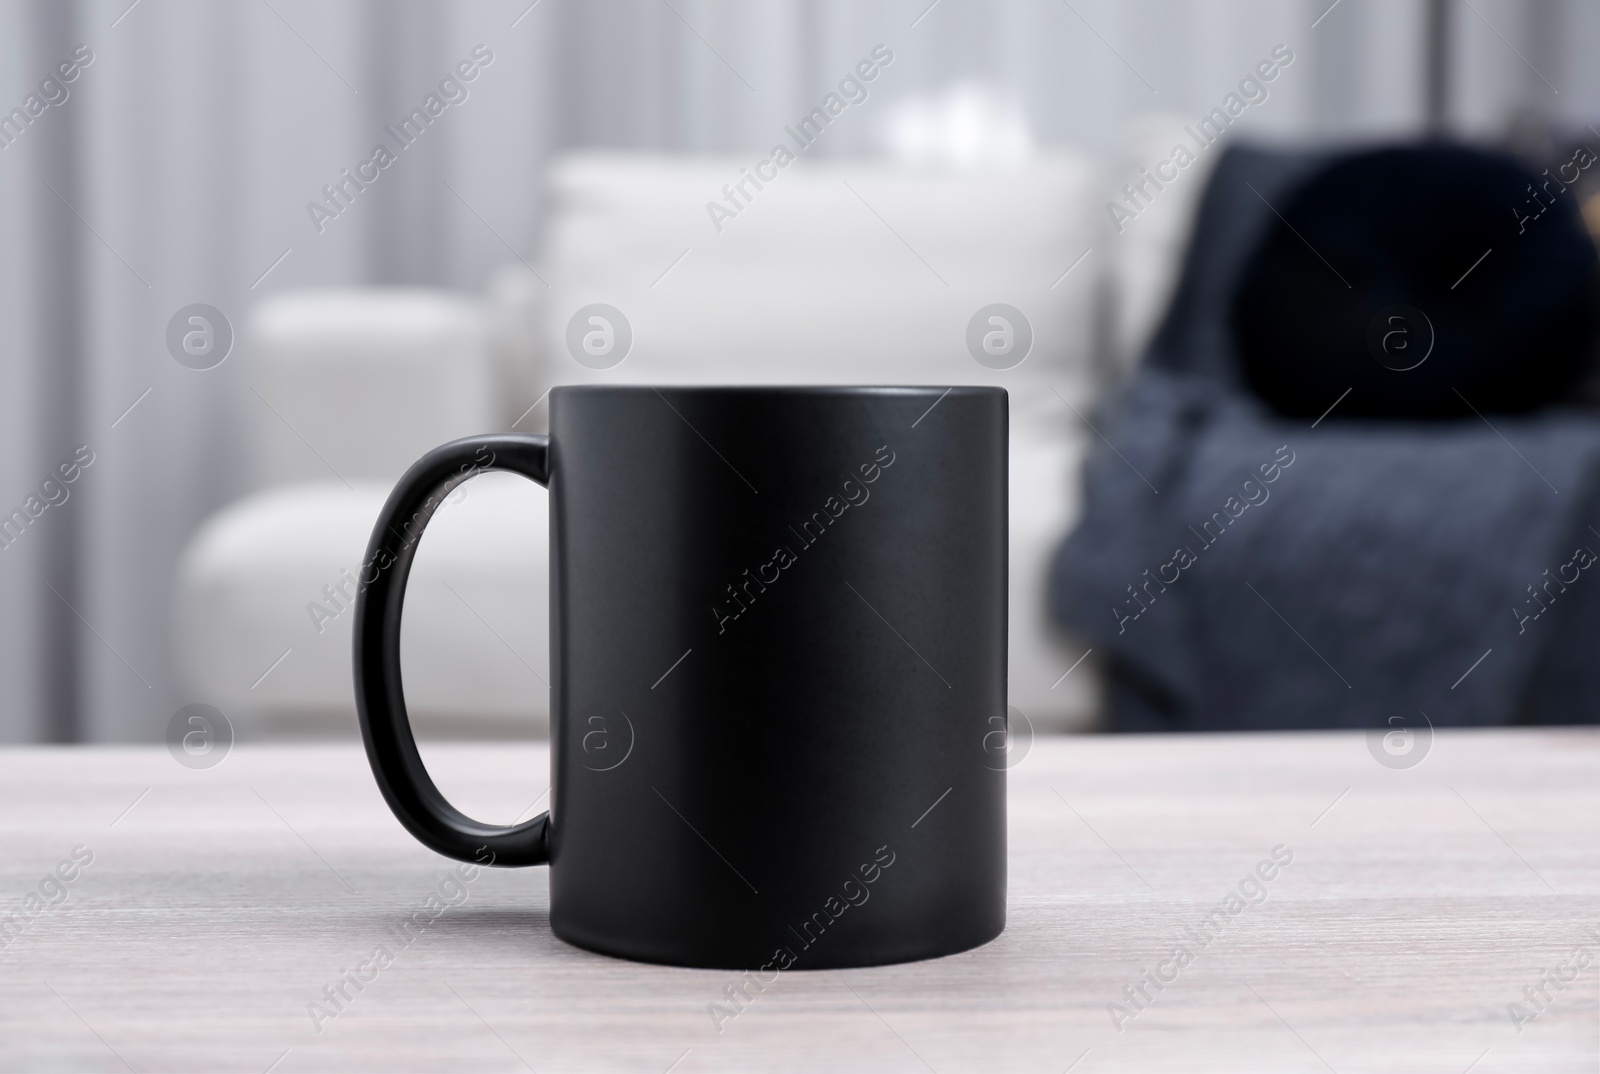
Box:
355 385 1008 969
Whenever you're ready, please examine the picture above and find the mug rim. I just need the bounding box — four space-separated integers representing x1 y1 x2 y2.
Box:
550 384 1008 399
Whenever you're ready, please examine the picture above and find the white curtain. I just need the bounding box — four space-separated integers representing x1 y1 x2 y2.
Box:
0 0 1588 741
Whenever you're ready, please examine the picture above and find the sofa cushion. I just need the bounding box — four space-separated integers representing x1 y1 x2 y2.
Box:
1233 144 1600 419
173 475 549 736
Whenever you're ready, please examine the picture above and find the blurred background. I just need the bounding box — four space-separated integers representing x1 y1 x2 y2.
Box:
3 0 1598 744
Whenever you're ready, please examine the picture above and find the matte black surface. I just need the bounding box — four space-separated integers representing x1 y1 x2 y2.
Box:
355 434 553 867
356 386 1008 969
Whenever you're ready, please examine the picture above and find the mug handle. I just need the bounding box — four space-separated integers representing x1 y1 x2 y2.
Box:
354 433 552 867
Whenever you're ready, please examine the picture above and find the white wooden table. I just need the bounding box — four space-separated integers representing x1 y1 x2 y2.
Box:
1 730 1596 1072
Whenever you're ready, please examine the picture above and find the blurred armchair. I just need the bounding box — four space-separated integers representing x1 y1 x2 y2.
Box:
174 149 1114 736
172 291 550 738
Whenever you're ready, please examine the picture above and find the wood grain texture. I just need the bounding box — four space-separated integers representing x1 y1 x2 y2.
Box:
0 730 1597 1073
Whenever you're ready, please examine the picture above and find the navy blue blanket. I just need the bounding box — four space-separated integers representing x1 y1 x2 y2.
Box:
1051 146 1600 730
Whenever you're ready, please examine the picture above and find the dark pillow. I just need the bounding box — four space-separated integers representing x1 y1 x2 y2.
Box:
1231 144 1600 419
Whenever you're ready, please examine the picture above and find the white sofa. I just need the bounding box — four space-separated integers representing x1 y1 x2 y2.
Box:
173 291 552 738
174 149 1131 737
